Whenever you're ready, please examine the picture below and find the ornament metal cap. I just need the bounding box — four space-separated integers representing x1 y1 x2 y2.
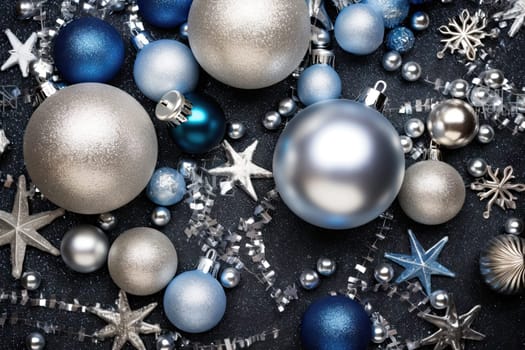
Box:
155 90 193 126
197 249 220 278
33 80 59 106
310 49 335 67
357 81 388 112
426 141 443 161
130 30 154 51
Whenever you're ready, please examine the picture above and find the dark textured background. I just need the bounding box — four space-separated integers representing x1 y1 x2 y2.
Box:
0 1 524 349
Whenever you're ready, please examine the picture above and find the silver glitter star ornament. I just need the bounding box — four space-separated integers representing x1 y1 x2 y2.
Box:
89 290 161 350
1 29 37 77
207 140 273 201
0 175 64 279
416 296 485 350
385 230 455 296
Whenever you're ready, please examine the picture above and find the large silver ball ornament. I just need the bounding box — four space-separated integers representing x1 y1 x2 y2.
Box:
427 99 479 149
398 160 465 225
108 227 178 296
24 83 158 214
187 0 310 89
273 99 405 230
61 225 109 273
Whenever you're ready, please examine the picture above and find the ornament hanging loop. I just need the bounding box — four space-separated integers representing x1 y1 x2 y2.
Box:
426 141 442 161
197 249 221 277
357 81 388 112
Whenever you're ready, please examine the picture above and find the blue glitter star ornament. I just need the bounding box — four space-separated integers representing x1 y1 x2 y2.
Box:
385 230 455 295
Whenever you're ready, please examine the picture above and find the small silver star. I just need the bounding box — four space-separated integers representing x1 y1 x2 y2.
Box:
207 140 273 201
1 29 38 78
89 290 161 350
0 175 64 279
416 296 485 350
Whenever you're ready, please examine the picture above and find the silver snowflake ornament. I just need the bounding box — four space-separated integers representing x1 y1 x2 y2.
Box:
1 29 38 78
493 0 525 37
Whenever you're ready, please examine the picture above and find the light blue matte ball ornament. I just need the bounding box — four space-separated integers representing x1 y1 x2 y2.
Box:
134 40 199 101
137 0 192 29
298 64 342 106
334 4 384 56
386 27 415 54
362 0 410 28
146 167 186 206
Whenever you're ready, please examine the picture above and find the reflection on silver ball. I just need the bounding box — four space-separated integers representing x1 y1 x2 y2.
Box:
398 160 466 225
23 83 158 214
263 111 282 130
108 227 178 296
316 257 337 276
156 335 175 350
401 61 421 82
188 0 310 89
21 271 41 291
152 207 171 227
429 290 449 309
227 121 247 140
382 51 402 72
449 79 469 99
410 11 430 31
374 263 394 284
178 158 198 179
26 332 45 350
483 69 505 89
299 269 320 290
399 135 413 154
278 97 298 117
427 99 479 148
372 322 388 344
97 212 117 231
404 118 425 138
477 124 495 144
220 267 241 288
467 158 488 178
61 225 109 273
505 217 524 235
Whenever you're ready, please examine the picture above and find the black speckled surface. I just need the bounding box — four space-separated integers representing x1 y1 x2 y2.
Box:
0 1 524 349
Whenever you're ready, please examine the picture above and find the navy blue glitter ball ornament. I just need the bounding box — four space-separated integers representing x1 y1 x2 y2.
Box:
386 27 415 54
53 17 125 83
138 0 192 28
362 0 410 28
301 295 372 350
170 93 226 154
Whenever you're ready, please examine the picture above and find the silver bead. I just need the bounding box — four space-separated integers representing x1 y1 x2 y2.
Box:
401 61 422 82
467 158 488 178
179 22 189 40
178 158 198 179
316 257 337 276
404 118 425 138
449 79 469 99
311 27 331 48
227 121 247 140
363 301 373 315
399 135 413 154
429 290 449 309
374 263 394 284
278 97 298 117
477 124 495 144
263 111 282 130
26 332 45 350
382 51 402 72
156 335 175 350
470 86 491 107
97 212 117 231
299 269 320 290
21 271 41 291
371 322 388 344
152 207 171 227
220 267 241 288
410 11 430 31
16 0 42 20
505 217 524 235
61 225 109 273
483 69 505 89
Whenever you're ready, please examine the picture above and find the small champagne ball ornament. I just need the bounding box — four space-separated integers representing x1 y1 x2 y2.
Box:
151 207 171 227
61 225 109 273
21 271 41 291
164 250 227 333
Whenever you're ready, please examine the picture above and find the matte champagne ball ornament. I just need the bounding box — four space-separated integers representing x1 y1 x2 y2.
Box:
187 0 310 89
24 83 158 214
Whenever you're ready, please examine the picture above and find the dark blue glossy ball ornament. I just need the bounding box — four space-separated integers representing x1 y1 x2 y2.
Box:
301 295 372 350
138 0 192 28
386 27 415 54
53 17 125 83
170 93 226 154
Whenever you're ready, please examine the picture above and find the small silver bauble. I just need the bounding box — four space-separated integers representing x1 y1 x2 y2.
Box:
477 124 495 144
152 207 171 226
316 257 337 276
449 79 469 99
470 86 491 107
399 135 413 154
179 22 189 40
401 61 422 82
299 269 320 290
227 121 247 140
61 225 109 273
382 51 402 72
505 217 524 235
410 11 430 31
374 263 394 284
404 118 425 138
156 335 175 350
483 69 505 89
311 27 331 48
467 158 488 178
427 99 479 148
371 322 388 344
97 212 117 231
220 267 241 288
429 290 449 309
26 332 45 350
278 97 298 117
21 271 41 291
16 0 41 19
178 158 198 179
263 111 282 130
363 301 373 315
